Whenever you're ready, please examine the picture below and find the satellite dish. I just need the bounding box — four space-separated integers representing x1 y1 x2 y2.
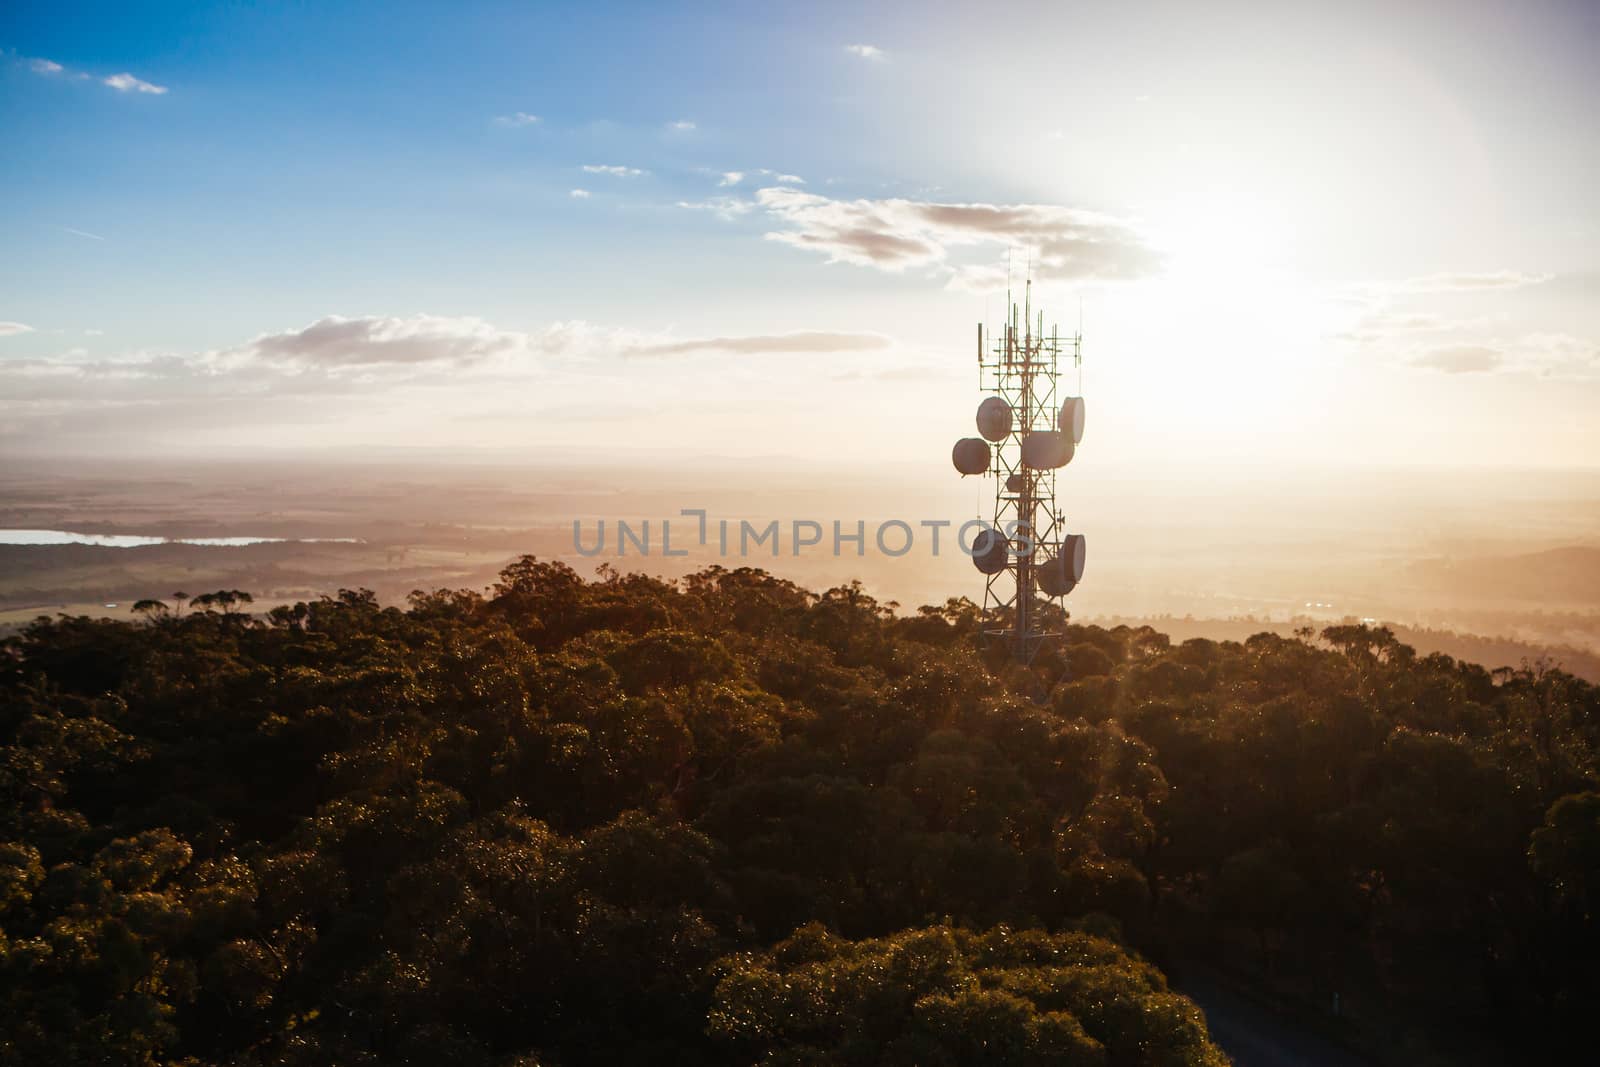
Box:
972 527 1009 574
976 397 1014 442
1005 473 1025 493
1037 534 1086 596
1021 430 1074 470
952 437 992 476
1062 533 1086 580
1060 397 1086 443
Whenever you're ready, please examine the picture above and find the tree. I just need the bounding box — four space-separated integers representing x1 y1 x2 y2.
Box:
190 589 254 616
1530 791 1600 922
131 598 171 622
708 923 1228 1066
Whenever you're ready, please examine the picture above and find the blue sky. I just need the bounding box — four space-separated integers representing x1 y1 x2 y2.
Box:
3 0 1598 468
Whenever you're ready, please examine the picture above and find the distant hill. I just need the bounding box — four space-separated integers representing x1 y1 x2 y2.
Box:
1406 545 1600 606
1096 614 1600 684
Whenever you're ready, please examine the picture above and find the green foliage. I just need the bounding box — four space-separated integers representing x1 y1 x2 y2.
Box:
1 558 1595 1063
708 923 1226 1067
1530 791 1600 914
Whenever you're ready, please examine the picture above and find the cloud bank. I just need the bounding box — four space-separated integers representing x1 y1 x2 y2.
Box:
1336 268 1583 377
241 315 528 368
1387 271 1552 294
5 315 896 387
1412 345 1503 374
754 187 1161 288
1379 333 1597 378
629 331 891 357
0 315 906 448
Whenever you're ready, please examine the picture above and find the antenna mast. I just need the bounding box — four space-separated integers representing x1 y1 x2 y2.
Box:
951 273 1087 665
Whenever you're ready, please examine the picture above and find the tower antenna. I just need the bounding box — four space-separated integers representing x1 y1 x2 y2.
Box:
949 266 1088 666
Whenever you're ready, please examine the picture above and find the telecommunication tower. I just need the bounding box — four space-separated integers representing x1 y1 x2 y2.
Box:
951 279 1086 664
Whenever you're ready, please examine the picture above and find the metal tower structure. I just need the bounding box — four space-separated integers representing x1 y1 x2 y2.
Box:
951 279 1087 664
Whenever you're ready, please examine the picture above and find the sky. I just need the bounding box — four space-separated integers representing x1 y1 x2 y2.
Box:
3 0 1599 474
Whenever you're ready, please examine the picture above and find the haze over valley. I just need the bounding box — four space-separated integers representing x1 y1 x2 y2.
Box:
5 457 1597 680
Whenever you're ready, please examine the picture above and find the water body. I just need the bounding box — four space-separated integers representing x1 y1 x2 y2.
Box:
0 529 361 547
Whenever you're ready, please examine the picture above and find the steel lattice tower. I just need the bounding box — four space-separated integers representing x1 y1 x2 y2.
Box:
952 279 1086 664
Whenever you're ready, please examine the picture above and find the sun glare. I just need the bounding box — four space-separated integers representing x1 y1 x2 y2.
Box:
1091 191 1336 441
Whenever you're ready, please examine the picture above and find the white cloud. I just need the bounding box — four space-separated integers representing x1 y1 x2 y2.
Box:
1333 270 1585 377
845 44 886 60
61 226 106 241
832 363 951 383
0 315 915 449
630 331 891 357
583 164 647 177
0 322 35 337
1364 312 1451 331
240 315 529 369
0 349 377 447
745 168 804 185
1334 311 1466 345
23 57 168 94
710 168 802 188
1412 345 1502 374
667 119 697 131
752 187 1161 287
1385 333 1599 379
1370 271 1552 296
221 314 893 370
494 111 541 127
676 197 755 221
4 316 893 385
1508 332 1600 379
569 188 591 199
104 72 168 95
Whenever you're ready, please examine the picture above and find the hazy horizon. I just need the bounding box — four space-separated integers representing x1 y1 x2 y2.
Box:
5 456 1598 671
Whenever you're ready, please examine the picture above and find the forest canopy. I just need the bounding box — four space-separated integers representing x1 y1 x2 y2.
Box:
2 558 1596 1065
